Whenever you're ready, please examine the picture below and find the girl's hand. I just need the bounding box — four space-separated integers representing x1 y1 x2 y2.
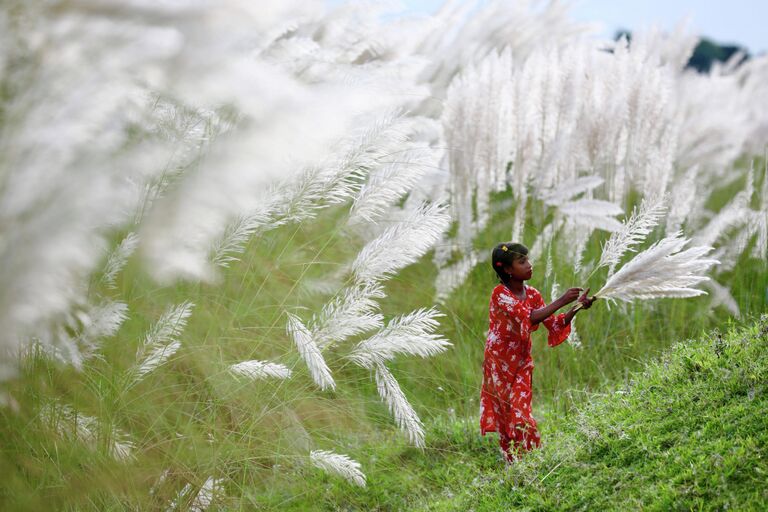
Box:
578 287 596 309
561 287 583 305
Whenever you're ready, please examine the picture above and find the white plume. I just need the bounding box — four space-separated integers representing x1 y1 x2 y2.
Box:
597 194 668 275
101 232 140 288
310 449 366 488
348 147 436 225
374 362 425 448
704 279 741 318
435 250 480 302
595 233 719 303
286 312 335 391
666 166 700 235
134 340 181 382
311 283 385 350
41 402 134 461
352 202 450 284
131 301 192 384
189 476 224 512
558 199 624 233
229 360 292 381
348 307 451 368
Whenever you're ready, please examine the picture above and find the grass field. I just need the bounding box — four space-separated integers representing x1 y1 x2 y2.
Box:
0 186 765 510
244 315 768 511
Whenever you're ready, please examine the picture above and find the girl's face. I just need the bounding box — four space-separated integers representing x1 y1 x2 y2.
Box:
503 255 533 281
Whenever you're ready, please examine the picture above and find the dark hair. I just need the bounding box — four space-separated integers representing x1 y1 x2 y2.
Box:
491 242 528 283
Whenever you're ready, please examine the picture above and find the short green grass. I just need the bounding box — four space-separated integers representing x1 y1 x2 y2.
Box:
415 315 768 512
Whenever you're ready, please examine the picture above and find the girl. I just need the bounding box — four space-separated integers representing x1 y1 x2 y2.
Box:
480 242 595 463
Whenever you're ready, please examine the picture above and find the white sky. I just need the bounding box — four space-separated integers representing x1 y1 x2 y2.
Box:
383 0 768 54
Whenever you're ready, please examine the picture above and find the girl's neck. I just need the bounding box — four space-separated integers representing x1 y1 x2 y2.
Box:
504 279 526 297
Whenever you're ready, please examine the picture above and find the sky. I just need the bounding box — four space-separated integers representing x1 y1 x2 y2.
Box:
388 0 768 54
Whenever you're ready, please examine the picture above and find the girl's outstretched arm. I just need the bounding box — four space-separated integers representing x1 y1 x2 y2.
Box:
530 287 581 325
560 288 596 324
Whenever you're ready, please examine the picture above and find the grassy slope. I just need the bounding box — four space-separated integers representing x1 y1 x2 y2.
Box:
417 315 768 512
264 316 768 511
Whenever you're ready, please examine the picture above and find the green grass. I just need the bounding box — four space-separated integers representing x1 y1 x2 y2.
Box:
415 315 768 512
0 181 765 510
248 316 768 511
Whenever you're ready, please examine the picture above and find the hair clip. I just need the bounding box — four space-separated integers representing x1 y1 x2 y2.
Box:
501 245 508 251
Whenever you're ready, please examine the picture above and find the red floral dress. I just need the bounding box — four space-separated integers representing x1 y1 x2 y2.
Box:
480 284 571 456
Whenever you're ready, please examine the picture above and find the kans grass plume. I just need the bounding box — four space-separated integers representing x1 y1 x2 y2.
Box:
310 283 385 350
310 449 366 488
352 202 450 284
596 194 668 276
591 233 719 304
130 301 193 384
374 361 426 448
348 307 451 368
286 312 335 391
40 402 135 461
228 360 292 381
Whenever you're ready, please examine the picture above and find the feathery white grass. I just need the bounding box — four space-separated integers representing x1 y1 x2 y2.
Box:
228 360 292 380
128 1 432 283
166 483 194 512
562 221 593 274
87 301 130 337
704 279 741 318
435 250 480 302
748 159 767 260
209 209 273 269
530 220 562 261
708 164 766 266
277 112 415 224
710 217 758 273
110 436 136 461
286 312 335 391
692 190 750 249
311 283 385 349
558 199 624 233
414 0 586 118
77 300 129 359
41 402 134 461
33 300 129 367
539 175 604 205
348 307 451 368
754 209 768 262
189 476 224 512
374 362 425 448
348 147 434 225
131 301 192 384
597 194 668 276
141 301 193 349
101 232 139 288
207 113 420 270
301 263 351 297
666 166 699 235
310 450 366 487
594 233 719 303
352 202 450 284
134 340 181 382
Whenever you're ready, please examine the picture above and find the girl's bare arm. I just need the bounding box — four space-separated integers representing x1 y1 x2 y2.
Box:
554 289 596 325
530 287 588 325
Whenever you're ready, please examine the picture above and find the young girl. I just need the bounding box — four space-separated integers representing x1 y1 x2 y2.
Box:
480 242 595 463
